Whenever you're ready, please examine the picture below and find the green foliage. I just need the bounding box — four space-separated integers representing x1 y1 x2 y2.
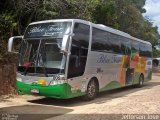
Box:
0 12 17 37
130 0 146 13
92 1 119 28
153 49 160 58
92 0 160 54
0 0 18 61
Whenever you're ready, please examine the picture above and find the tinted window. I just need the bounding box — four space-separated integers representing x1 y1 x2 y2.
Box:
91 28 111 52
109 33 121 53
68 23 90 78
148 45 152 57
120 37 131 55
131 41 139 53
140 43 152 57
139 43 145 56
91 28 121 53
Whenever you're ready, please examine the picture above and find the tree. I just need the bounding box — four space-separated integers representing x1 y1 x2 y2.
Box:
0 0 160 58
92 0 160 46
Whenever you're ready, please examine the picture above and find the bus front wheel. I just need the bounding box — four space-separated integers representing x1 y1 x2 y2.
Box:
82 79 98 101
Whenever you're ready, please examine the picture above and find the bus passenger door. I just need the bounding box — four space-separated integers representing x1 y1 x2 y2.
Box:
67 22 90 93
125 68 134 85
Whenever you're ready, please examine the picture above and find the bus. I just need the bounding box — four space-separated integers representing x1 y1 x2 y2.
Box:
153 58 160 68
157 58 160 68
8 19 152 100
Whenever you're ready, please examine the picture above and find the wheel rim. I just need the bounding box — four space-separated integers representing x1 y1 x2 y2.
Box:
88 81 96 98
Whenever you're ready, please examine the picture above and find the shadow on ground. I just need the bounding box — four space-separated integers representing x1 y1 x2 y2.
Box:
0 105 73 120
28 80 160 107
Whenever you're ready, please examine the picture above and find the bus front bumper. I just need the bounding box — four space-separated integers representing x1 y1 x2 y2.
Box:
16 81 70 99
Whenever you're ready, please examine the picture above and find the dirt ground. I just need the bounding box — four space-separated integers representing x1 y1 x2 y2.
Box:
0 73 160 120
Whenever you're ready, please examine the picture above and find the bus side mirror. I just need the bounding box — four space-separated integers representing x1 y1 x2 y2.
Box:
61 34 72 54
8 36 23 53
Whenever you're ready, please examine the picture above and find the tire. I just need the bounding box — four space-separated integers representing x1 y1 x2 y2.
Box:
82 80 98 101
135 75 144 88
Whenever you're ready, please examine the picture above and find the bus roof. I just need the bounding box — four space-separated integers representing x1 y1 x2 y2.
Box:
29 19 152 46
29 19 74 25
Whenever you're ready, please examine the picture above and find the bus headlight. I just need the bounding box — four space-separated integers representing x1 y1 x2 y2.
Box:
49 75 65 85
49 80 65 85
17 77 22 82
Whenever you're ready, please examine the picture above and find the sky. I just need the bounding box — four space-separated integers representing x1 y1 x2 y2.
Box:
143 0 160 34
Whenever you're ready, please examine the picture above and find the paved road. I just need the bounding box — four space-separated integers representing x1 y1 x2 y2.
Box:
0 74 160 120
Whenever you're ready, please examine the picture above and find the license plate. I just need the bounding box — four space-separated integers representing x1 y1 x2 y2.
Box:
31 89 39 94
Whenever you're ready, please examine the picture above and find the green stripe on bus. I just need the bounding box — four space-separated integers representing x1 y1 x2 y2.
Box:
100 81 122 92
16 81 85 99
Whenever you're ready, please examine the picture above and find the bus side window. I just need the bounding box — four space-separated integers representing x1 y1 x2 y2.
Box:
121 37 131 55
140 43 152 58
139 43 145 57
109 33 121 54
131 41 139 53
148 45 152 58
91 28 111 52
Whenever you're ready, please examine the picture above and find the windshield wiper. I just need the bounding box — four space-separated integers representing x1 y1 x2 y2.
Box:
23 39 48 77
37 40 48 77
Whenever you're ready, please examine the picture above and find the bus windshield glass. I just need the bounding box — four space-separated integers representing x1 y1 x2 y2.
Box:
18 22 72 76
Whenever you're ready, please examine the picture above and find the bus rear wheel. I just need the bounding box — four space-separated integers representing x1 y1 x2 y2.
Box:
82 79 98 101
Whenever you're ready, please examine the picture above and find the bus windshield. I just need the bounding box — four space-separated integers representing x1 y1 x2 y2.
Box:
18 22 72 76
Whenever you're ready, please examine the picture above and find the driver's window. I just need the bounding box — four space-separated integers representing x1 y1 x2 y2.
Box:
67 22 90 78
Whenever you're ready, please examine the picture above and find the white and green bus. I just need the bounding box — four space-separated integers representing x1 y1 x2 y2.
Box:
8 19 152 100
